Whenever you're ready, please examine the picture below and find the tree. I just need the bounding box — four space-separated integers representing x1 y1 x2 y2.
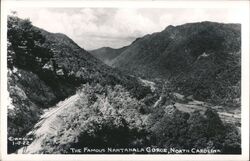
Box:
7 14 52 70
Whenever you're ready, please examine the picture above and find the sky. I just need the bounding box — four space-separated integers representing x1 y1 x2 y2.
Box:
11 8 243 50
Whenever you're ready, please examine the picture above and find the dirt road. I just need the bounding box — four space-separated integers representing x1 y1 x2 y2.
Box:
18 94 79 154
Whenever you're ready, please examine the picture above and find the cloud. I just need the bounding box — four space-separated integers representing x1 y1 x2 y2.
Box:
12 8 243 50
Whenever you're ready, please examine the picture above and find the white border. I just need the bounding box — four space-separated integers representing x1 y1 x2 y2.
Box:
1 1 249 161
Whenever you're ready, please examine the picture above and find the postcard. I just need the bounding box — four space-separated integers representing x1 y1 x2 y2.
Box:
0 0 249 161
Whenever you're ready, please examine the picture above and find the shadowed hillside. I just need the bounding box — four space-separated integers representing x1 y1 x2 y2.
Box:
89 46 128 66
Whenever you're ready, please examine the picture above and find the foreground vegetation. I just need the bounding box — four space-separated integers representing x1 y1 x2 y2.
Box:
39 83 241 154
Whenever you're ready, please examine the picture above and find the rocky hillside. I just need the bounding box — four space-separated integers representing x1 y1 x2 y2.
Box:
92 22 241 104
89 46 128 66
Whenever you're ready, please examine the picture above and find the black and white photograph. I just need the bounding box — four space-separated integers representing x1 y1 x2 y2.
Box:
0 0 249 161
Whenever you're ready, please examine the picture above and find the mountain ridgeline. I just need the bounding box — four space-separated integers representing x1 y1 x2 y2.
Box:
7 16 241 154
89 46 128 66
90 22 241 105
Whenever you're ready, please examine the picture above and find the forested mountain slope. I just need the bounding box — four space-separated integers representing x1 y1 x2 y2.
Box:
89 46 128 66
7 16 151 153
92 22 241 105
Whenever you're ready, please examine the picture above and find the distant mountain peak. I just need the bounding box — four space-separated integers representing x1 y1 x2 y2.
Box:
164 25 175 30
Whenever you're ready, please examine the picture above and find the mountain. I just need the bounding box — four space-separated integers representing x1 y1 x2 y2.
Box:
111 22 240 77
92 22 241 104
89 46 128 66
7 16 151 153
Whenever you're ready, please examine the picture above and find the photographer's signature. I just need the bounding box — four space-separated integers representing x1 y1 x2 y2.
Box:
8 136 33 146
